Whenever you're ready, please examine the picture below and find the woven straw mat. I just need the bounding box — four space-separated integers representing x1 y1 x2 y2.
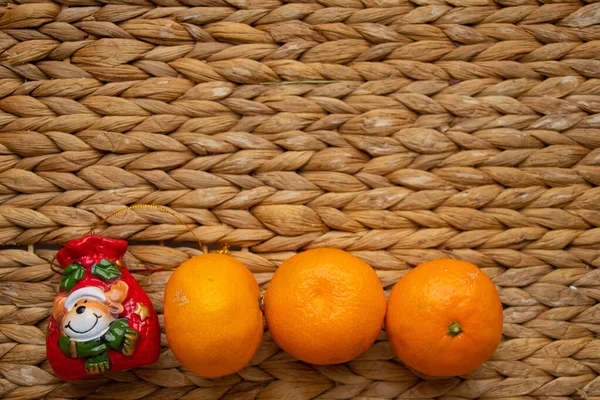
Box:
0 0 600 398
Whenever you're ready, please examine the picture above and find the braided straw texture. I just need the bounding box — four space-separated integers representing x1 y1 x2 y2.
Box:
0 0 600 398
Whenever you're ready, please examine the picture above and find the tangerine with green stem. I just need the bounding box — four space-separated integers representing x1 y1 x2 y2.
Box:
386 259 503 377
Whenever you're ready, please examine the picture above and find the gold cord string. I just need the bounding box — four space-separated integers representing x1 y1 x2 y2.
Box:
51 204 203 274
88 204 203 244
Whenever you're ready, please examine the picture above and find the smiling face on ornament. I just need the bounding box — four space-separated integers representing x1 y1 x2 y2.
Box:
53 283 129 342
63 298 115 341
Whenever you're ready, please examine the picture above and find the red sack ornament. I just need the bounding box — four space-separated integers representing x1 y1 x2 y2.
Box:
47 235 161 381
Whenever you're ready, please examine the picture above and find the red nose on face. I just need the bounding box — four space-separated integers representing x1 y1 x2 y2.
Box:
76 306 86 314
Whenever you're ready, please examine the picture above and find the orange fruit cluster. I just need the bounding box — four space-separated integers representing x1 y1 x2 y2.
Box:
164 249 503 378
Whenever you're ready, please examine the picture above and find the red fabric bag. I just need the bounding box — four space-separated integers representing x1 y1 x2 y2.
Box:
46 235 161 381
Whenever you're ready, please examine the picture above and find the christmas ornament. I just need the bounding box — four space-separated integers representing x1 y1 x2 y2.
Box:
47 234 161 380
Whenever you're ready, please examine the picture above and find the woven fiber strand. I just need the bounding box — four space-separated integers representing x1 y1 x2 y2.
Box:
0 0 599 397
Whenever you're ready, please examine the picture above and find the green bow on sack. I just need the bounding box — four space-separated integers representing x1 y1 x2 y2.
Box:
60 259 122 292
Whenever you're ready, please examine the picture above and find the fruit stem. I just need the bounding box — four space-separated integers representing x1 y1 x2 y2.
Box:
448 321 463 337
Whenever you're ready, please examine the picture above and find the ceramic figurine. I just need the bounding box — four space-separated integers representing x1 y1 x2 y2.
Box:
46 235 161 380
